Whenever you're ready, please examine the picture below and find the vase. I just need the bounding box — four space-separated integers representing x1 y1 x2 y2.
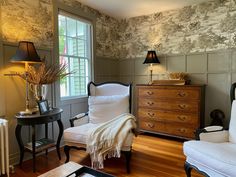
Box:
30 84 48 101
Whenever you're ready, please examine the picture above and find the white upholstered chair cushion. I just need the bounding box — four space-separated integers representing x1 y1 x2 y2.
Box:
88 95 129 124
184 140 236 176
64 123 133 148
89 83 130 96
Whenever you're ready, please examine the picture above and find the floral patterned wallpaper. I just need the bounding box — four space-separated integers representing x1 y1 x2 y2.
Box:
1 0 53 48
59 0 120 58
117 0 236 58
1 0 236 58
62 0 236 58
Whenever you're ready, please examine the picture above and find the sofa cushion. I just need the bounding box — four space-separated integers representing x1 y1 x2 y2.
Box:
63 123 133 147
88 95 129 124
184 140 236 176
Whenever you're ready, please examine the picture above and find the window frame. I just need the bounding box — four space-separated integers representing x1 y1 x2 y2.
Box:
58 11 92 99
53 3 96 107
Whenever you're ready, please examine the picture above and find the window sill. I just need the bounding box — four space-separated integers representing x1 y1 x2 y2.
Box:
60 96 88 106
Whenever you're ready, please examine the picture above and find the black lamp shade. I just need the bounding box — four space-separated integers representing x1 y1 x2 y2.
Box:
143 50 160 64
11 41 41 63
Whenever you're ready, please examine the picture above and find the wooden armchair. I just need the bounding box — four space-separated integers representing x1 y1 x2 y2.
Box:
63 82 136 173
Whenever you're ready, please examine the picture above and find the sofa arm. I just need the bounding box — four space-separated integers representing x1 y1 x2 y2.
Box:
196 126 229 143
70 113 89 127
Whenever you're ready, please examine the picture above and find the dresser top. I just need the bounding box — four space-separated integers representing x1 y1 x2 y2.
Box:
136 84 205 87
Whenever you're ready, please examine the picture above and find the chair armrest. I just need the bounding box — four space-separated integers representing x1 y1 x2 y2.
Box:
196 126 229 143
70 113 89 127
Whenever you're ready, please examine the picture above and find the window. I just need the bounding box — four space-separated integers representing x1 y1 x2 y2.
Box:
58 12 92 98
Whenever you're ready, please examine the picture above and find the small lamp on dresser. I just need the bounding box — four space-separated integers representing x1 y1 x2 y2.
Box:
143 50 160 84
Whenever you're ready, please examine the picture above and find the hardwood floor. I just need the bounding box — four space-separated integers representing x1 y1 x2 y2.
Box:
10 134 203 177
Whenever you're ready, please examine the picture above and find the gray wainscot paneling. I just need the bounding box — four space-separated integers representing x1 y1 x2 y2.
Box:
188 74 207 84
119 59 135 76
60 104 71 131
231 73 236 83
134 58 148 76
94 57 119 83
167 55 186 72
232 51 236 72
206 74 231 126
208 52 230 73
119 76 134 85
187 54 207 73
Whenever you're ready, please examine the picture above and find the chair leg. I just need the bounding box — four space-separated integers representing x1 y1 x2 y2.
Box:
184 162 192 177
64 145 87 163
123 150 132 173
64 145 70 163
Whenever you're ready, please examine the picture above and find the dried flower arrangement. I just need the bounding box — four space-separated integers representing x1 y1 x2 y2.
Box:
16 61 71 85
168 72 189 80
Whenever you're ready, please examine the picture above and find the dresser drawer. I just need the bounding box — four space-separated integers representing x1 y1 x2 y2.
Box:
138 108 199 125
139 99 199 113
139 120 166 133
139 120 196 139
138 88 200 100
165 124 196 139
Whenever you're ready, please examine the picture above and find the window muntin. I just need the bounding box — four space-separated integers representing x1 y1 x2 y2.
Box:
58 13 92 98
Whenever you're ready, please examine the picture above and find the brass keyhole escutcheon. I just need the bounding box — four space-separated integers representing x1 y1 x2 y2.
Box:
178 92 186 97
147 91 154 95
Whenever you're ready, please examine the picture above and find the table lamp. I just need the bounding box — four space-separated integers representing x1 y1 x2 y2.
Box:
143 50 160 84
11 41 41 115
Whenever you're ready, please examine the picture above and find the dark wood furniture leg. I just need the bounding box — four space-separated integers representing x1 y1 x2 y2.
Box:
64 145 70 163
15 125 24 166
56 119 64 160
64 145 86 163
32 125 36 172
184 162 192 177
45 123 48 156
123 150 132 173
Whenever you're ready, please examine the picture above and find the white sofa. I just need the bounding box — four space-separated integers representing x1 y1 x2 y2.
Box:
183 100 236 177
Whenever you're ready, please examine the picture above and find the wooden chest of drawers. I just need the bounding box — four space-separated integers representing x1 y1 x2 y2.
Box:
136 85 205 139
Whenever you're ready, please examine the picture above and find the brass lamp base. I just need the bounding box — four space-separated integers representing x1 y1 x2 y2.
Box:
148 80 153 85
148 69 153 85
19 109 37 116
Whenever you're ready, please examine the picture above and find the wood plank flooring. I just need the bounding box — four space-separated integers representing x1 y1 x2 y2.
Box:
10 134 203 177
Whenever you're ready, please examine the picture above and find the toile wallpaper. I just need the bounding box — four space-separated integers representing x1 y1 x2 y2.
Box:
117 0 236 58
1 0 236 58
59 0 120 58
1 0 53 48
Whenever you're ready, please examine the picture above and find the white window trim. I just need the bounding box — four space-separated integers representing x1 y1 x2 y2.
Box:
53 2 96 107
58 11 93 100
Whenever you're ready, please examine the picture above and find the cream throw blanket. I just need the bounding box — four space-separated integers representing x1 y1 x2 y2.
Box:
86 113 136 169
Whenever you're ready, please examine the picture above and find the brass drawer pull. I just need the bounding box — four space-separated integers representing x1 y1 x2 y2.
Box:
178 104 186 109
147 91 154 95
177 116 186 121
178 128 186 133
147 112 155 117
178 92 186 97
146 123 154 128
147 102 154 106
